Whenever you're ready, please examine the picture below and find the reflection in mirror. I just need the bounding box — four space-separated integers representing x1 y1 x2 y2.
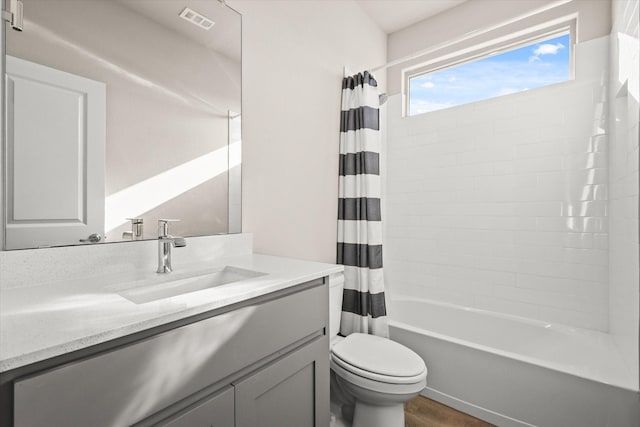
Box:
3 0 241 249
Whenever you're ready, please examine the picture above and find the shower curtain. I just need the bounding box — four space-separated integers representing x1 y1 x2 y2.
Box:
337 71 389 338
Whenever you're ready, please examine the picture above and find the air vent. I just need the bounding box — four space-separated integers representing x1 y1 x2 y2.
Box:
179 7 215 30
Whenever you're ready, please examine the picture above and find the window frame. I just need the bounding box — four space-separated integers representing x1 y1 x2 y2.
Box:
403 18 577 117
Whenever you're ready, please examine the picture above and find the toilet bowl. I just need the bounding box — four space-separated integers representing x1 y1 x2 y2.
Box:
329 276 427 427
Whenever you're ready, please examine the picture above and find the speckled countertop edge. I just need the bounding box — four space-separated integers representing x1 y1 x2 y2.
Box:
0 254 343 372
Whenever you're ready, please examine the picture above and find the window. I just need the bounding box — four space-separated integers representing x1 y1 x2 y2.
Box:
407 32 572 116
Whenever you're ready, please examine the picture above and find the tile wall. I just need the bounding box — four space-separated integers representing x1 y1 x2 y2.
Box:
609 0 639 382
385 37 611 331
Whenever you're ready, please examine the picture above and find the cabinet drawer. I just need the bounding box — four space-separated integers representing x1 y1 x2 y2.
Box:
14 282 327 426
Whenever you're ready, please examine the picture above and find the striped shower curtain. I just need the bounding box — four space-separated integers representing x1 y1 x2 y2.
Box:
337 71 389 338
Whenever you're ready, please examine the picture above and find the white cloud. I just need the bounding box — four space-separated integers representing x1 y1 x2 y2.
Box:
534 42 565 56
528 42 564 63
421 81 436 89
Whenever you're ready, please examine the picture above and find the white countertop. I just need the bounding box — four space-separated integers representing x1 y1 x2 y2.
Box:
0 254 342 372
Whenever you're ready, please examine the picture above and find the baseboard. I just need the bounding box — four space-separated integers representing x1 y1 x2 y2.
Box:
421 387 536 427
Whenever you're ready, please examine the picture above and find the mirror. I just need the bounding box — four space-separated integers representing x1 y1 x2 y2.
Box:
3 0 241 249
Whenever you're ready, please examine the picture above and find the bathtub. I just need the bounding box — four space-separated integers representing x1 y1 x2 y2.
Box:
388 297 640 427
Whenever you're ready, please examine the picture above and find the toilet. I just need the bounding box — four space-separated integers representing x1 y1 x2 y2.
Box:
329 277 427 427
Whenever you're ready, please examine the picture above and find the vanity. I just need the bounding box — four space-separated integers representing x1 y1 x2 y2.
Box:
0 236 343 426
0 1 343 425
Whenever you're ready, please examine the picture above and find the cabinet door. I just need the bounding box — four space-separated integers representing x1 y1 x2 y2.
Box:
234 336 329 427
162 386 234 427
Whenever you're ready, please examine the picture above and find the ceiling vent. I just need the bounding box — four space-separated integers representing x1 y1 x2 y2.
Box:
179 7 215 30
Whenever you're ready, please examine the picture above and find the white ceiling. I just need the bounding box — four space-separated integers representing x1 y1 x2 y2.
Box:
355 0 467 34
117 0 241 62
115 0 465 60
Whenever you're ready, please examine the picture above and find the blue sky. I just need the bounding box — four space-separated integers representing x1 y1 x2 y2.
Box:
409 34 571 115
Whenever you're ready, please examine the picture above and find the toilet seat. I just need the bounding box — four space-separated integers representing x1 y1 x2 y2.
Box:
332 353 426 385
331 333 427 385
331 357 426 396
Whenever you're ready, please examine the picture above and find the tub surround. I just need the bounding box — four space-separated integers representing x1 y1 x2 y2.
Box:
388 298 640 427
390 297 634 390
385 36 611 331
0 234 343 372
608 0 640 388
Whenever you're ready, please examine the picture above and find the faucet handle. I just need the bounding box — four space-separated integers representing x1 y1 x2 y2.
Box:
125 218 144 240
158 219 180 238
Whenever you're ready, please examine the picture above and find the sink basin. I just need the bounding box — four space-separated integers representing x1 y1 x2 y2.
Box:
118 266 267 304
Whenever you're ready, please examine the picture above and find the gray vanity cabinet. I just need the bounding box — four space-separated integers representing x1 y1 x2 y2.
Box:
3 279 329 427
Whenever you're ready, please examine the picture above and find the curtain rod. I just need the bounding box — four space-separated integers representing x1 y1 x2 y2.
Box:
368 0 572 73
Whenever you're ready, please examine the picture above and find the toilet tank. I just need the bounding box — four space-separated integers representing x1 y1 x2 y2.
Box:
329 273 344 338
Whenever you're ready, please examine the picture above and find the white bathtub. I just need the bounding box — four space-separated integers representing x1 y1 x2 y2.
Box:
388 297 640 427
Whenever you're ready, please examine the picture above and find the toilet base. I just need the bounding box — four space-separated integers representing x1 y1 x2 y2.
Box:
332 365 424 427
352 401 405 427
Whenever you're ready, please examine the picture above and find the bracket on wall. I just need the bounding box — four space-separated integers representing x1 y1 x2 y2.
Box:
2 0 23 31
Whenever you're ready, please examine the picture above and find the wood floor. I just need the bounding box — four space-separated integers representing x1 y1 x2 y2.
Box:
404 396 496 427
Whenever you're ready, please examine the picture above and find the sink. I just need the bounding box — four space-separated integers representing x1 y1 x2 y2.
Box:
117 266 267 304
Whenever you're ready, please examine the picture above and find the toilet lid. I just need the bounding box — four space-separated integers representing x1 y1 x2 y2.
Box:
331 333 426 378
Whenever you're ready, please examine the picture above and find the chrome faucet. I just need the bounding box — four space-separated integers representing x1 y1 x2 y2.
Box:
157 219 186 274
